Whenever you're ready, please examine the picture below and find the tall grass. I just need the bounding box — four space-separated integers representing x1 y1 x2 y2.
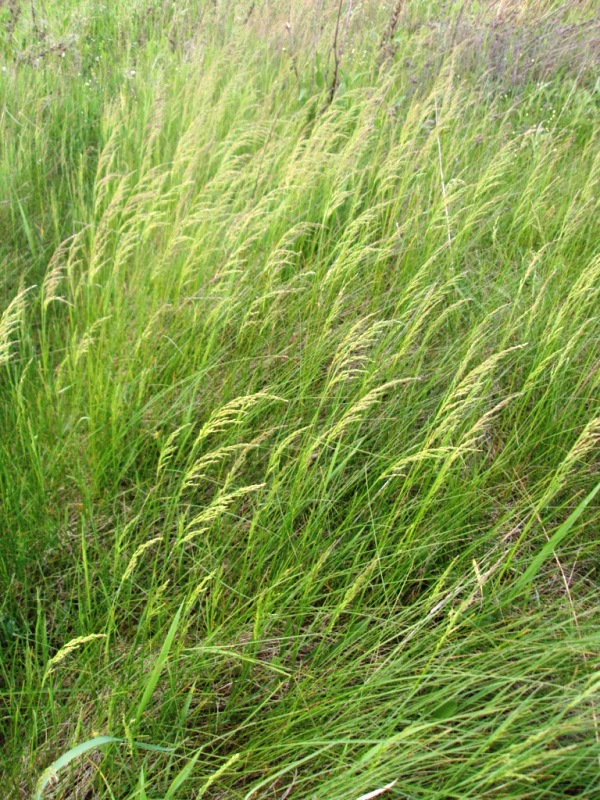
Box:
1 1 599 798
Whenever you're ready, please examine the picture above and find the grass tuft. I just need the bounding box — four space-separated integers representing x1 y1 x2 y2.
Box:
1 2 599 798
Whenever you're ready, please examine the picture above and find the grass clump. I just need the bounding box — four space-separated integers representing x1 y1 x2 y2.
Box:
1 1 599 798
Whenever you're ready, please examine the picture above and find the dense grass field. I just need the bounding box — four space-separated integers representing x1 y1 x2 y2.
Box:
1 1 599 797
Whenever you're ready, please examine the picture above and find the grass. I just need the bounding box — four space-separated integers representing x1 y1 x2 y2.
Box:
1 1 599 797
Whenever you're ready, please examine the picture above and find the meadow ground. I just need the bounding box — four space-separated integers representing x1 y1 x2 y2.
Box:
0 1 599 798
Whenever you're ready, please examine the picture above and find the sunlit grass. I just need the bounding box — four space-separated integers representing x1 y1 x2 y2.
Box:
1 1 599 798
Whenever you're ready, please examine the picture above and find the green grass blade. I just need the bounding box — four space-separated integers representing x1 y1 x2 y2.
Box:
34 737 173 799
131 603 184 727
34 736 121 800
511 481 600 599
